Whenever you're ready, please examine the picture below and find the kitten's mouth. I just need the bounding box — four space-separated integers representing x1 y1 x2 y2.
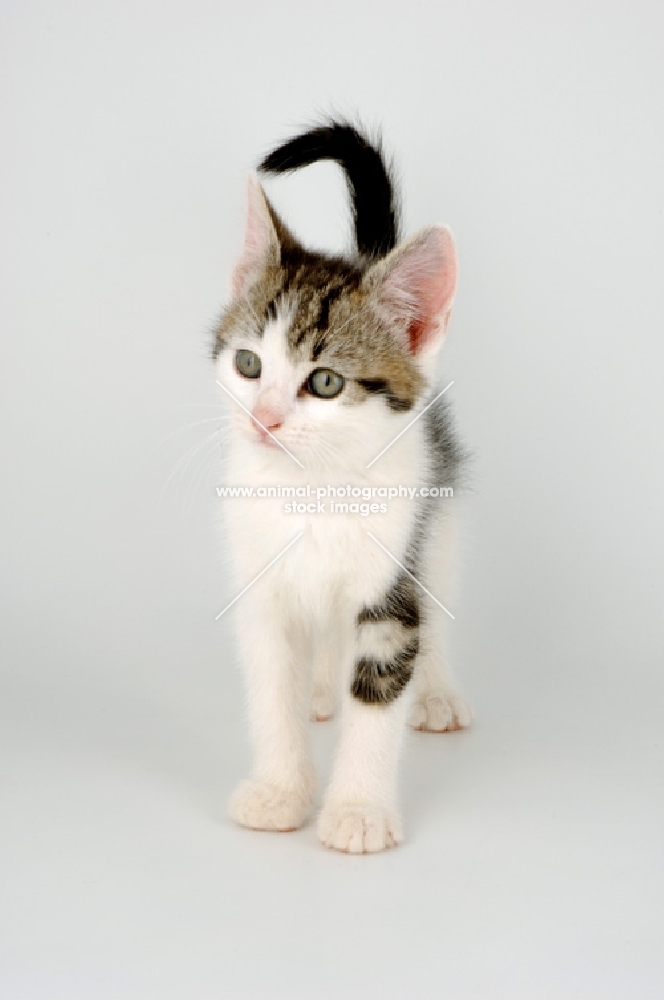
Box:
250 421 282 448
258 435 281 449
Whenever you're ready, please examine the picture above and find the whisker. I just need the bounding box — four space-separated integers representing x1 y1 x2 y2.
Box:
185 439 226 516
159 426 228 509
179 402 229 410
146 415 232 463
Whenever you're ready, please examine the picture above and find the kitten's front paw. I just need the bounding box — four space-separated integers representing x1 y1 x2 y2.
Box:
317 802 403 854
409 688 473 732
229 780 312 832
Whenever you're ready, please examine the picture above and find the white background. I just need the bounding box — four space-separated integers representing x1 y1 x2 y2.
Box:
1 1 663 997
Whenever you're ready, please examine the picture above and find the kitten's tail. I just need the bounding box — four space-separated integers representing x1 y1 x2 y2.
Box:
258 119 399 258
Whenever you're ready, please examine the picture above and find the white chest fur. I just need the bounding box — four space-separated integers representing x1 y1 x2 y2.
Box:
220 418 426 621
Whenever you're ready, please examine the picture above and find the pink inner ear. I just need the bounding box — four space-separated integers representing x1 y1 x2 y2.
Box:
381 226 458 355
231 175 276 299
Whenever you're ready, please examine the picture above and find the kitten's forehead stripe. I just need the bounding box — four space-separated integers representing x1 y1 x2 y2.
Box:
312 337 326 361
281 251 361 355
265 300 278 322
317 284 346 331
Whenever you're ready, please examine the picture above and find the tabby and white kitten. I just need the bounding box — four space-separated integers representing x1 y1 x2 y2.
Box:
213 122 471 853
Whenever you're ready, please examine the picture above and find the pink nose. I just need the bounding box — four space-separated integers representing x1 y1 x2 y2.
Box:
252 403 284 440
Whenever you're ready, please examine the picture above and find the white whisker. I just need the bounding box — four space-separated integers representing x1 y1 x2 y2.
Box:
184 435 227 515
146 415 232 463
179 402 229 410
159 426 227 509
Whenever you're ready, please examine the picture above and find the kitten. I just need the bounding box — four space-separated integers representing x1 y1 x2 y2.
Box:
213 121 472 853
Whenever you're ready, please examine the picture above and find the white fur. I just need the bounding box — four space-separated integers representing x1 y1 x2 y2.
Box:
218 298 470 852
318 695 409 853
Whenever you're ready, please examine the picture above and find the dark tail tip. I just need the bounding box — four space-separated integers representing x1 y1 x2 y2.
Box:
259 119 399 258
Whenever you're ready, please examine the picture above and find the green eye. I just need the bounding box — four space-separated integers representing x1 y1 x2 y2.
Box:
308 368 345 399
235 349 261 379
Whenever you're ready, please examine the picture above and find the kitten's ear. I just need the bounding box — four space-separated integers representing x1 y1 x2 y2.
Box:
367 226 458 356
230 173 296 299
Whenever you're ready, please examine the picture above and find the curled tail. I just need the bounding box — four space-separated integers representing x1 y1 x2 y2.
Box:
258 119 399 258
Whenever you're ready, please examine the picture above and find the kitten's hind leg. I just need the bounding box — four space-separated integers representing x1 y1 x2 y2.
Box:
409 510 472 732
409 631 473 732
310 631 340 721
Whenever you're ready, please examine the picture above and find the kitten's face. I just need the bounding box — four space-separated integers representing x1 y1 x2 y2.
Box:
213 177 458 469
215 248 425 468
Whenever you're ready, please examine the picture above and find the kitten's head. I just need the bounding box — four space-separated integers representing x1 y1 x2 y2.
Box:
214 174 457 469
